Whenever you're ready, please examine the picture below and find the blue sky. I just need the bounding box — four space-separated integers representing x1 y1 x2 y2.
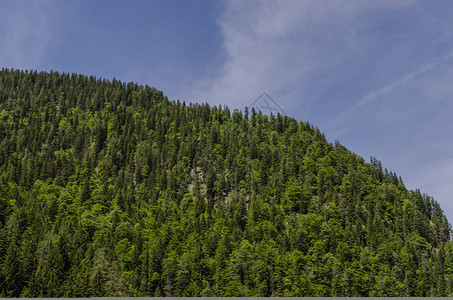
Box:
2 0 453 222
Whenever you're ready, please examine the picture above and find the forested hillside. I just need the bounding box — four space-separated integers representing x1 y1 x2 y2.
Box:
0 68 452 297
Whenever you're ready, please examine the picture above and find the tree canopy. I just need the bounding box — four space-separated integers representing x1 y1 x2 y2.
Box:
0 68 451 296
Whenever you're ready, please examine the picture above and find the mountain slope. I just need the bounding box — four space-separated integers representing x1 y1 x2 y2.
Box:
0 68 451 297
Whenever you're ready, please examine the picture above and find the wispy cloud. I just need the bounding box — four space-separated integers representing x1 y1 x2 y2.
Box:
326 49 453 129
188 0 416 109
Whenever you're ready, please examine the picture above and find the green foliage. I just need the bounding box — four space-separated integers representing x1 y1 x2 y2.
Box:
0 68 451 296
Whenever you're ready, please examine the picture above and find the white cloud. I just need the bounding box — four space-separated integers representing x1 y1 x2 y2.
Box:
188 0 417 109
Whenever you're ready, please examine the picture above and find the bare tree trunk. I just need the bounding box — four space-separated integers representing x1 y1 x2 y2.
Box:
166 276 173 297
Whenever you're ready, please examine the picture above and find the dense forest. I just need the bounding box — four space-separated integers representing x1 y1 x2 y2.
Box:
0 68 452 297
